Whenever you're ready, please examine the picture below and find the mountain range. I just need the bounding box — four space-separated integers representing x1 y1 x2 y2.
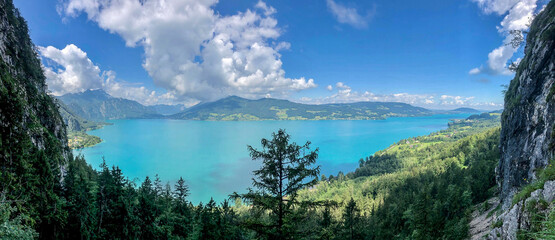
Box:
57 90 483 122
172 96 434 120
57 90 163 121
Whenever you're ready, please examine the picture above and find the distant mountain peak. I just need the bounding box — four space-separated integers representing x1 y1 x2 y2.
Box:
450 107 480 113
61 89 113 101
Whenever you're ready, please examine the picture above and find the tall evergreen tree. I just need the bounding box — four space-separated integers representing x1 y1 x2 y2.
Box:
232 129 320 239
137 176 160 239
173 177 192 238
62 156 97 239
342 198 363 240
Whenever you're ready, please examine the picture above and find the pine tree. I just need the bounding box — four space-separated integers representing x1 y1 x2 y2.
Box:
172 177 192 238
62 155 96 239
319 205 336 240
232 129 320 239
137 176 160 239
342 198 362 240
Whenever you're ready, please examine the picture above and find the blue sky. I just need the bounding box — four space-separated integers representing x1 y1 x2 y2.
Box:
14 0 548 109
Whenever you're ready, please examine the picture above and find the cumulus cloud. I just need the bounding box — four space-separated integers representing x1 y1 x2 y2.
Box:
326 0 374 29
298 82 502 110
40 44 188 106
470 0 538 75
472 0 521 14
59 0 316 102
40 44 103 95
326 85 333 91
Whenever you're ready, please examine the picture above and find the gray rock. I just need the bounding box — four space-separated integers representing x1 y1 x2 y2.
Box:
544 180 555 202
497 0 555 208
501 203 521 240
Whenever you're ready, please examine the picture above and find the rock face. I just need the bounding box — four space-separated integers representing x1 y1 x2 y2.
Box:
498 1 555 208
0 0 70 171
485 180 554 240
482 3 555 239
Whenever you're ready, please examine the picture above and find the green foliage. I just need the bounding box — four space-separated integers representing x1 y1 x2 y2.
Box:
517 199 553 240
340 198 364 239
493 219 503 228
352 113 500 179
299 114 501 239
527 209 555 240
0 201 37 240
512 158 555 205
67 131 102 149
232 129 320 239
547 84 555 101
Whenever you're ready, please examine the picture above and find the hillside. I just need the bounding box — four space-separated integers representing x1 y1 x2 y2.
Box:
58 89 162 121
0 0 71 237
449 107 482 113
171 96 433 120
498 0 555 205
57 100 107 132
57 100 107 148
148 104 187 116
490 1 555 239
298 112 502 239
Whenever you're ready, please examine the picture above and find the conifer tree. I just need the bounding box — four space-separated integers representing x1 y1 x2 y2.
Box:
233 129 320 239
342 198 362 240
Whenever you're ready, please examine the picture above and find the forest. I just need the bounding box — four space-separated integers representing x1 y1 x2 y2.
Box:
5 112 544 240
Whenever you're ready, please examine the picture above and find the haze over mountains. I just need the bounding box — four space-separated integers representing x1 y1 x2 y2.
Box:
57 90 484 122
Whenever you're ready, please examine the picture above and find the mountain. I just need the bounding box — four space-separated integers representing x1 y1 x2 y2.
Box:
448 107 481 113
57 99 107 132
171 96 433 120
58 89 162 121
56 100 108 148
498 1 555 205
0 0 71 236
490 2 555 238
148 104 187 116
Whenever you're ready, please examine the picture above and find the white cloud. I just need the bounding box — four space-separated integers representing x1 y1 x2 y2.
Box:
40 44 189 106
327 85 333 91
59 0 316 102
472 0 521 14
298 82 502 110
326 0 374 29
255 0 276 16
470 0 538 75
40 44 103 95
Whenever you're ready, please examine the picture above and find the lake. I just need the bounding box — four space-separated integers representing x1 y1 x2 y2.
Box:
74 114 471 203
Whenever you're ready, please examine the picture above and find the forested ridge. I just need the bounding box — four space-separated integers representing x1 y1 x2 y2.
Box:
298 113 502 239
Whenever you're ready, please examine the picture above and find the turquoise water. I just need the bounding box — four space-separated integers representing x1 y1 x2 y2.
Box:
74 114 471 203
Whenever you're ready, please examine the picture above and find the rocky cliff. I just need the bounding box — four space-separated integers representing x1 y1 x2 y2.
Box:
482 2 555 239
0 0 70 158
498 0 555 207
0 0 71 235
